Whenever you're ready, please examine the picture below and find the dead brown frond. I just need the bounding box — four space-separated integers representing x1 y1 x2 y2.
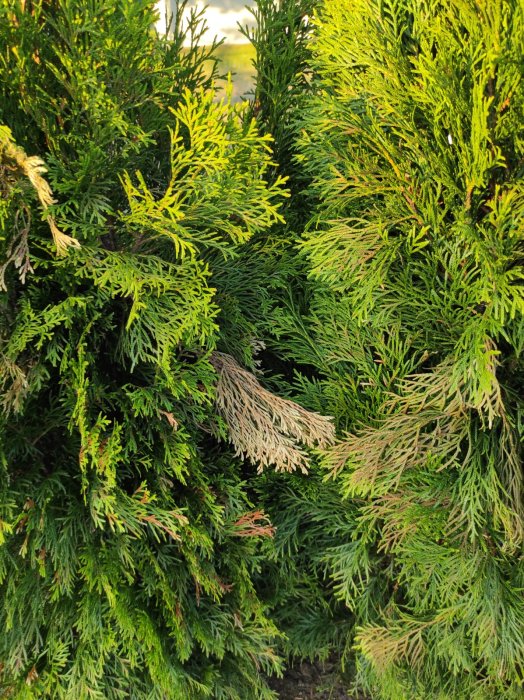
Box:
0 205 33 292
232 510 276 538
25 665 38 687
0 126 80 260
159 410 179 431
210 351 335 473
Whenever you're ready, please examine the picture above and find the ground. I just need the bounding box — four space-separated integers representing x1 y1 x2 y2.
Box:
268 661 358 700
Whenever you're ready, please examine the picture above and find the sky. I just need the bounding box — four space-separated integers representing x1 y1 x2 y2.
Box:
155 0 254 45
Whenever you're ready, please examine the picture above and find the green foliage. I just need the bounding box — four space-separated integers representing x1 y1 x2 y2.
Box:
243 0 315 228
210 0 316 369
232 0 362 683
2 0 524 697
251 0 524 698
0 1 290 697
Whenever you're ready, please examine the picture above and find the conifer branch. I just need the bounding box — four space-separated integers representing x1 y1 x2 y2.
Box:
325 360 523 544
232 510 276 538
210 351 335 473
0 126 79 260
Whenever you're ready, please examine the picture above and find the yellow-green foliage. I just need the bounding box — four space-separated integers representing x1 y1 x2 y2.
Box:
249 0 524 698
0 1 295 697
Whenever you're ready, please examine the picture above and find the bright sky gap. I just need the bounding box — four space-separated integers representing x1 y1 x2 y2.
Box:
155 0 254 45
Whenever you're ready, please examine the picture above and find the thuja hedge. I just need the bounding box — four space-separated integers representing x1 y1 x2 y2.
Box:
0 1 337 698
248 1 524 699
1 0 524 699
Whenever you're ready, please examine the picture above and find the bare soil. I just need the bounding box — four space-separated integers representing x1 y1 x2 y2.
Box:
267 661 360 700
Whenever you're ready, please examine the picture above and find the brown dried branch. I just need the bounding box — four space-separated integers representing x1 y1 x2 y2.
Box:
210 351 335 473
159 410 179 430
0 206 33 291
232 510 276 538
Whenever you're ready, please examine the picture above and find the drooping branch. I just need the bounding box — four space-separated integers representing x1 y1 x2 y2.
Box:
210 351 335 473
0 125 80 261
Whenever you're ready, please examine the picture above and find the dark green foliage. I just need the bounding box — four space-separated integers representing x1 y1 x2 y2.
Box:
233 0 360 677
243 0 314 195
205 0 315 370
0 1 290 697
212 0 317 364
251 0 524 698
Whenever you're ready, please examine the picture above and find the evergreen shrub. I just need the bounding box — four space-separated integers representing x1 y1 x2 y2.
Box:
238 0 360 670
256 0 524 697
0 1 335 697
